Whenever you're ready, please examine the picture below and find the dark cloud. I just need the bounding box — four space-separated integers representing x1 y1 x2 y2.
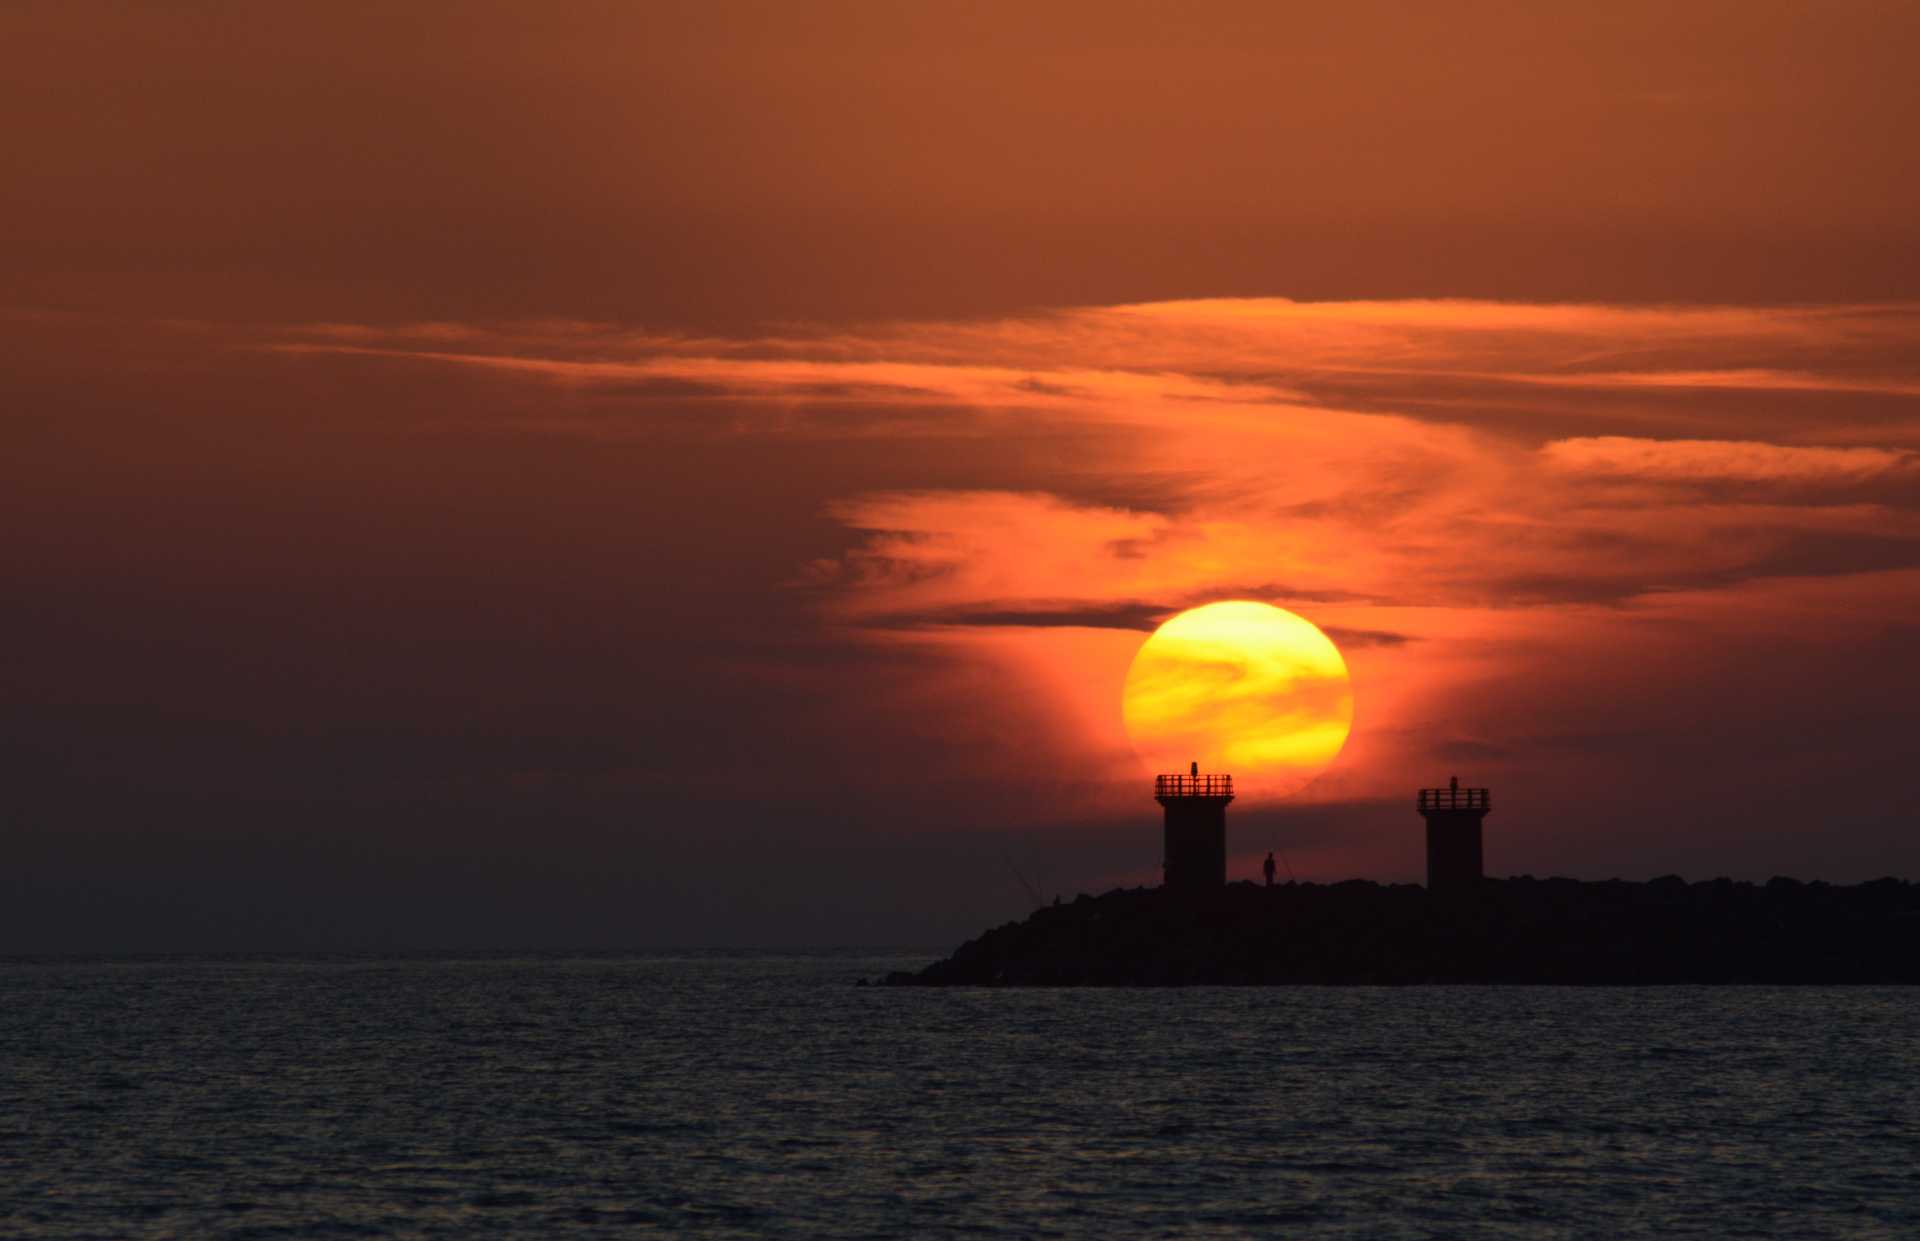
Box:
865 601 1171 632
1013 377 1089 398
1322 626 1412 649
783 381 947 401
586 376 732 399
852 602 1413 640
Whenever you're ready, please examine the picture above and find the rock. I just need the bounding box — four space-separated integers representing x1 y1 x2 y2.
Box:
883 877 1920 986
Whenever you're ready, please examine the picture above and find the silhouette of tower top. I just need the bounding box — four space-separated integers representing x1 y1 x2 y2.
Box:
1156 763 1233 892
1417 775 1490 894
1154 772 1235 800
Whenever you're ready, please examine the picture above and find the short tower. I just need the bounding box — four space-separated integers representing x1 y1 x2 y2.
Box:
1418 775 1489 894
1155 763 1234 892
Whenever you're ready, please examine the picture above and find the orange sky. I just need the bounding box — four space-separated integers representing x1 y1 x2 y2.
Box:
4 2 1919 948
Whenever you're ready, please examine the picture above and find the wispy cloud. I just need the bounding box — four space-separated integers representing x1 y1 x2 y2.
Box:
1544 437 1918 483
254 298 1920 805
262 297 1920 613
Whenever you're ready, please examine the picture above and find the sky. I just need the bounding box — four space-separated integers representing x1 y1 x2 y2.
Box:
4 1 1920 950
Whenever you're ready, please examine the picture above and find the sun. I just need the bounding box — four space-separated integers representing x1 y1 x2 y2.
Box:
1121 601 1353 799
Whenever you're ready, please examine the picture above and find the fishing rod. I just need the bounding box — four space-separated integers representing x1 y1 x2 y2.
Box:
1271 823 1299 882
1001 851 1044 907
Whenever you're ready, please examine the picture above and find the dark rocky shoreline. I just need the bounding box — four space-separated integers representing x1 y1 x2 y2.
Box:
883 876 1920 985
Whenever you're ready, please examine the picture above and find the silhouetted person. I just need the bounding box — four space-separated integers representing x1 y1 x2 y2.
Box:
1263 852 1277 887
1190 760 1199 780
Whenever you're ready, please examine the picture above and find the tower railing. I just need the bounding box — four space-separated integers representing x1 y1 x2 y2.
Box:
1418 786 1490 812
1155 774 1234 799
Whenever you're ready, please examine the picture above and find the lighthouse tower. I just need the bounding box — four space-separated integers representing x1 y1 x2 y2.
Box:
1418 775 1490 894
1155 762 1234 892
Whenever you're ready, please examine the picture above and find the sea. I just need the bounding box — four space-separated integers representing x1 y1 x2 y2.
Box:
4 952 1917 1239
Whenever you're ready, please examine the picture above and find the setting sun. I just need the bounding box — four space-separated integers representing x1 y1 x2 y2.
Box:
1121 601 1353 799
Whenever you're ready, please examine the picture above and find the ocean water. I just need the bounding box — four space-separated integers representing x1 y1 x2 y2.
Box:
3 954 1917 1239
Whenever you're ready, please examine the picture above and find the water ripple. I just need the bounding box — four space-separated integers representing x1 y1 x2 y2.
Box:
2 956 1917 1237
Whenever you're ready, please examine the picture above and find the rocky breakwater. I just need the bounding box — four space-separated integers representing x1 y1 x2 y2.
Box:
884 876 1920 985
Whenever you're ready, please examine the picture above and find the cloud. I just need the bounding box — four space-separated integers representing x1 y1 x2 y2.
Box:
263 298 1920 615
846 605 1417 642
860 601 1171 633
1500 368 1920 399
1542 436 1918 484
268 341 1297 409
267 297 1920 439
1322 626 1412 649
